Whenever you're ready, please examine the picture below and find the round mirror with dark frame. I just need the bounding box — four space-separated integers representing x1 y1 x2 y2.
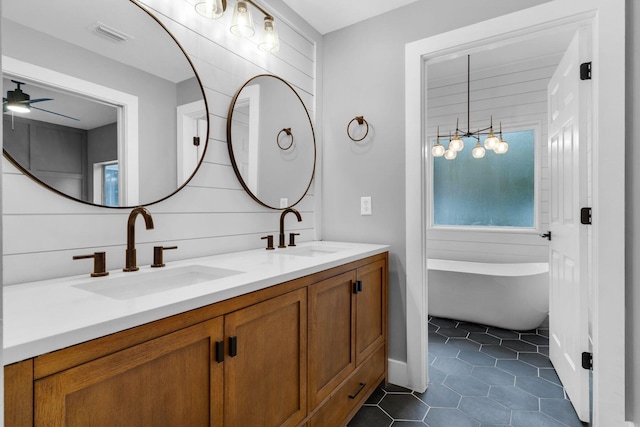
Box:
2 0 209 208
227 74 316 210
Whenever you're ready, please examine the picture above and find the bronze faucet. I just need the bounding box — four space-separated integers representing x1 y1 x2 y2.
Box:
279 208 302 248
123 207 155 272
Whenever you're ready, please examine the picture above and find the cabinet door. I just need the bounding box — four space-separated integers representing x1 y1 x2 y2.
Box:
224 288 307 427
34 318 224 427
356 259 387 365
308 270 357 409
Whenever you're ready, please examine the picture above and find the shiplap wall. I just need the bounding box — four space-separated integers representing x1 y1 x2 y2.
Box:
426 54 563 263
2 0 321 285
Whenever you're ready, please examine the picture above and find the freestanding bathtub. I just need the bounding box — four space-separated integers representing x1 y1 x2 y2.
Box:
428 259 549 331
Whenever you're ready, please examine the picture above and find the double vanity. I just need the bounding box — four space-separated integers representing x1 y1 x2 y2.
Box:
5 241 389 426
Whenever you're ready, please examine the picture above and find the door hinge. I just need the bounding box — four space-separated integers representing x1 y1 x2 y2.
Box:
193 136 201 146
582 351 593 370
580 62 592 80
580 207 592 225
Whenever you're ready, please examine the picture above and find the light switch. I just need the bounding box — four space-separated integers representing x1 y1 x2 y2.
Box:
280 198 289 208
361 196 372 215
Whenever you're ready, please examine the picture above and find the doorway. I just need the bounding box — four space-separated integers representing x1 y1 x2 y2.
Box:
405 1 626 425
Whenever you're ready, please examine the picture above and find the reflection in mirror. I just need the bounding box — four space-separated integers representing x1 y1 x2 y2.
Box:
2 0 208 207
228 75 315 209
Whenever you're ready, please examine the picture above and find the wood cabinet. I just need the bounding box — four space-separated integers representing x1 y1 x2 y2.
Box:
308 258 387 424
224 288 307 427
35 318 224 427
5 253 387 427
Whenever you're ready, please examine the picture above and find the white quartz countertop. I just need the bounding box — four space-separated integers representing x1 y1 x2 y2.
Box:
3 241 389 365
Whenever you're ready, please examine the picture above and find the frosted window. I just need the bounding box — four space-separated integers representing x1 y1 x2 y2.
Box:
433 129 535 228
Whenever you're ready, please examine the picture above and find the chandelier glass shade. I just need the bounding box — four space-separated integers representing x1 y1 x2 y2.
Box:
432 55 509 160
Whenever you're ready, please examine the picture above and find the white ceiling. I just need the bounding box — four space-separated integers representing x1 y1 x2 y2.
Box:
282 0 418 35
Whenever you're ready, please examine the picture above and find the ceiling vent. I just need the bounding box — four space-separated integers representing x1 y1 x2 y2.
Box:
93 22 132 43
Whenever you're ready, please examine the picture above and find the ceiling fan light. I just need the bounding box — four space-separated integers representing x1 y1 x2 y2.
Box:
195 0 224 19
6 87 30 113
230 1 255 38
258 16 280 52
6 103 30 113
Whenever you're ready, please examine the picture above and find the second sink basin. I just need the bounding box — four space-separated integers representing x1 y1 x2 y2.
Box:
73 265 243 300
282 246 343 257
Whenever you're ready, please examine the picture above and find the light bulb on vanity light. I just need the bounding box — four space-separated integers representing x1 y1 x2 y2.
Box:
230 1 255 38
195 0 224 19
258 16 280 52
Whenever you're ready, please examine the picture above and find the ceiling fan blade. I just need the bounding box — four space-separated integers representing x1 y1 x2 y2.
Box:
31 106 80 121
29 98 53 104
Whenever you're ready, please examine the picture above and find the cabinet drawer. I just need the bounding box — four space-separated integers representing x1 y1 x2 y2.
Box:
309 345 385 427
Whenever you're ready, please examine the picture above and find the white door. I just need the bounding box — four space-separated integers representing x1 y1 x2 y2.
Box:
547 30 590 423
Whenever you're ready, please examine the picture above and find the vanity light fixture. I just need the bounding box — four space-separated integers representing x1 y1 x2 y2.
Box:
433 55 508 160
194 0 280 53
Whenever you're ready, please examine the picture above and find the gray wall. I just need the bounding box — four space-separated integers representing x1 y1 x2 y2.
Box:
625 0 639 419
87 123 118 203
322 0 551 364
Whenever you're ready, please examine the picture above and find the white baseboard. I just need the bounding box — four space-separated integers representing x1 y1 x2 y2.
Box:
387 358 409 388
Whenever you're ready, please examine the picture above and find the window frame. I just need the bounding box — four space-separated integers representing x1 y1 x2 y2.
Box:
427 120 543 234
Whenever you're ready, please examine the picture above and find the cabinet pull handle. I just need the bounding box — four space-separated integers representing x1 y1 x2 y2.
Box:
353 280 363 294
348 382 366 399
229 336 238 357
215 341 224 363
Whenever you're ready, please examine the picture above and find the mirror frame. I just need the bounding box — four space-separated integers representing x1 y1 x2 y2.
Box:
1 0 210 209
226 74 316 210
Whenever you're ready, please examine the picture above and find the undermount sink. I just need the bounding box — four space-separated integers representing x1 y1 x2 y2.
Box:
73 265 243 300
282 246 343 257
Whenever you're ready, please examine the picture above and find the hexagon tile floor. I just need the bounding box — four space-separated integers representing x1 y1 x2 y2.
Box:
348 316 586 427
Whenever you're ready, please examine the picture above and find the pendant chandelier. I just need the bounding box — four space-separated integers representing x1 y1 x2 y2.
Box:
432 55 509 160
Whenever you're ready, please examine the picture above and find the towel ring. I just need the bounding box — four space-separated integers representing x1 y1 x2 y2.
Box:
277 128 294 150
347 116 369 142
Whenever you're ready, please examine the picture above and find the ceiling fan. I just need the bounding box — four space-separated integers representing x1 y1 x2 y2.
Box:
3 80 79 121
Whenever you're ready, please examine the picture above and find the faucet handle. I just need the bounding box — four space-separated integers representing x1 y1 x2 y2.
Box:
289 232 300 247
261 235 275 250
73 252 109 277
151 246 178 268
